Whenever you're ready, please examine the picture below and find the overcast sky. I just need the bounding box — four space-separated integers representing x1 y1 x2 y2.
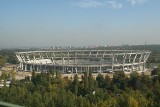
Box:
0 0 160 48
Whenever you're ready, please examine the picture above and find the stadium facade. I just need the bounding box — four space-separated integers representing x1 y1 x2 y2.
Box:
15 50 151 73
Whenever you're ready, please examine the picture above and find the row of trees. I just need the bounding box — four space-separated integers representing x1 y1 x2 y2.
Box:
0 49 27 65
0 67 160 107
0 55 7 67
1 44 160 65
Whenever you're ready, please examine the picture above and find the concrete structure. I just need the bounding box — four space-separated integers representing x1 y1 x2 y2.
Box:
15 50 151 73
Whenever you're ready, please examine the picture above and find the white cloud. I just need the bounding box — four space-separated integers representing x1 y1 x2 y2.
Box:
129 0 147 6
106 1 123 9
72 0 148 9
72 0 123 9
72 0 103 8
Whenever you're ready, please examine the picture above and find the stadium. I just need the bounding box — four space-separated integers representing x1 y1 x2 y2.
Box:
15 50 151 73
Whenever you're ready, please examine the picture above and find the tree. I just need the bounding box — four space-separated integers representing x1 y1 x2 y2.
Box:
112 71 127 91
0 71 7 80
96 74 105 88
32 91 44 107
31 70 36 81
0 55 7 67
88 71 97 92
104 74 111 89
129 71 141 90
127 96 138 107
82 71 89 96
70 74 79 96
151 68 160 75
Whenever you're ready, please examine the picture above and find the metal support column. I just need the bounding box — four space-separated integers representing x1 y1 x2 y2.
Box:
75 67 77 74
21 63 23 70
100 66 102 73
25 64 27 71
30 65 33 72
139 54 143 71
111 54 115 72
36 65 39 71
71 67 73 73
81 67 82 74
123 54 127 71
19 63 22 69
143 62 145 71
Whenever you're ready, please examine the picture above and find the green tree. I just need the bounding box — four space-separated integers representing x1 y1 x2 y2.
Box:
0 71 7 80
0 55 7 67
32 91 44 107
73 74 79 96
96 74 105 88
112 71 127 91
104 74 111 89
129 71 141 90
127 96 138 107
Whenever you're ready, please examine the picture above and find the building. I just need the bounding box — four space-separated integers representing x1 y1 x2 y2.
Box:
15 50 151 73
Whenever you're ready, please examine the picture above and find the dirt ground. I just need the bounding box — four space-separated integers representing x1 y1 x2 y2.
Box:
0 64 32 80
0 64 153 80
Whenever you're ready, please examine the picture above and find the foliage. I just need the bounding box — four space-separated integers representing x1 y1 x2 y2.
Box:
0 69 159 107
0 55 7 67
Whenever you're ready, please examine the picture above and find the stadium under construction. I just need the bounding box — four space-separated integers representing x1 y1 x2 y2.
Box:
15 50 151 73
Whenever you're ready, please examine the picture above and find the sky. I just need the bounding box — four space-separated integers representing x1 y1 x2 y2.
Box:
0 0 160 48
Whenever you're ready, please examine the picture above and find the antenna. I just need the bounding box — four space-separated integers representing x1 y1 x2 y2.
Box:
145 41 147 50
